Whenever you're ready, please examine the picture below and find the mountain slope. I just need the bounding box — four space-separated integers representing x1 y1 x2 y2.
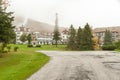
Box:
26 19 68 33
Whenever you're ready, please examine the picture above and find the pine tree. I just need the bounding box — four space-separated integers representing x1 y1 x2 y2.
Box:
27 34 32 44
103 30 112 45
0 0 15 51
53 13 60 47
67 24 76 50
53 29 60 47
20 33 27 44
82 23 94 50
76 27 83 50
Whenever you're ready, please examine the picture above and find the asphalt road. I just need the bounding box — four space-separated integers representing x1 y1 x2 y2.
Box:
27 51 120 80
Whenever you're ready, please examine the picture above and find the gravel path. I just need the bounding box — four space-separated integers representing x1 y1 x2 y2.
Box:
27 51 120 80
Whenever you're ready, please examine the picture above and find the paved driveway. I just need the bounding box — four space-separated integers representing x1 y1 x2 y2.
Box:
27 51 120 80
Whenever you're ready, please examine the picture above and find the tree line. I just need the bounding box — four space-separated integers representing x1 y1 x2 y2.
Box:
67 23 95 50
0 0 119 52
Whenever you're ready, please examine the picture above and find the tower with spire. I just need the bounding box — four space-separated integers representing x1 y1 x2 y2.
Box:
55 13 59 30
53 13 60 47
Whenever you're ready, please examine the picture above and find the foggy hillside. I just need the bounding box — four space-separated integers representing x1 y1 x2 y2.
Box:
13 15 68 33
26 19 54 33
13 15 25 26
26 18 68 33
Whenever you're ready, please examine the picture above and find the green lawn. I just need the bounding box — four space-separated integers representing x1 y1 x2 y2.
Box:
15 44 67 51
0 44 66 80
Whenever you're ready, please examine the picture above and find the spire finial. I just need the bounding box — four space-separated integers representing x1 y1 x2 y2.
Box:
55 13 58 27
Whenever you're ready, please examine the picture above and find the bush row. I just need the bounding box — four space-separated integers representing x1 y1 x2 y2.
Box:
27 44 41 48
102 44 116 50
0 46 19 54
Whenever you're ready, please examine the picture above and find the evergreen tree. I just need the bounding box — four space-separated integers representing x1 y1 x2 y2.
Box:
82 23 94 50
20 33 27 44
0 0 15 51
76 27 83 50
53 28 60 47
27 34 32 44
53 13 60 47
67 24 76 50
103 30 112 45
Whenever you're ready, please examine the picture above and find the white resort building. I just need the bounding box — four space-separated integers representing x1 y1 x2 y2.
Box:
15 26 30 44
15 26 69 45
94 26 120 45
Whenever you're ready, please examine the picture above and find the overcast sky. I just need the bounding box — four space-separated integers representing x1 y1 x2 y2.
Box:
9 0 120 28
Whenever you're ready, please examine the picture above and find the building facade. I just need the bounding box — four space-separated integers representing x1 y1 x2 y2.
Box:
94 26 120 45
37 32 53 45
15 26 69 45
15 26 30 44
60 29 69 44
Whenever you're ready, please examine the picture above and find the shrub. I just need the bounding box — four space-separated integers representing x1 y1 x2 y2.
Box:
0 50 8 53
36 44 41 47
14 46 19 52
27 44 33 47
114 40 120 49
102 45 116 50
7 46 11 52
